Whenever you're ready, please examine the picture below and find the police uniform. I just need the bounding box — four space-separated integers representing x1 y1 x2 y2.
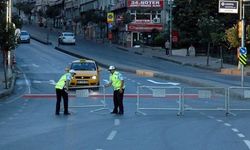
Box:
55 71 73 115
109 70 125 115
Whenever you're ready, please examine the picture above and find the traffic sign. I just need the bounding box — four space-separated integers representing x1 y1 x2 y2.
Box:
240 47 247 55
219 0 238 14
239 54 247 66
107 12 114 23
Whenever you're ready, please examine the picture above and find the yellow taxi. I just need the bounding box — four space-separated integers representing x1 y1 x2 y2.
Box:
69 59 100 87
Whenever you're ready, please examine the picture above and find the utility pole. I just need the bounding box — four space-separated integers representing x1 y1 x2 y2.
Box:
240 0 245 87
169 0 173 56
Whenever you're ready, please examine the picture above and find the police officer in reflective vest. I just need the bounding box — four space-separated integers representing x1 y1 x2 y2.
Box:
105 66 125 115
55 69 75 115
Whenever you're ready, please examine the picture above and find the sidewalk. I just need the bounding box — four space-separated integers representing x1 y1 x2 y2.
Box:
0 52 16 99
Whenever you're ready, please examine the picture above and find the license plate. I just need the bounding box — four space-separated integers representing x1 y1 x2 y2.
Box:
77 80 87 84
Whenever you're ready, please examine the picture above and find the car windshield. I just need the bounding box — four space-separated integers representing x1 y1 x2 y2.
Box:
64 33 74 36
21 32 28 35
71 62 96 71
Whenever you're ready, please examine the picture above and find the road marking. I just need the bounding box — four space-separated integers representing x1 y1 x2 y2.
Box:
232 128 239 132
32 64 39 68
147 79 180 85
244 140 250 149
224 123 231 127
216 119 223 122
33 80 56 85
207 116 214 119
107 130 117 140
103 79 109 84
238 133 245 138
114 119 120 126
23 73 31 94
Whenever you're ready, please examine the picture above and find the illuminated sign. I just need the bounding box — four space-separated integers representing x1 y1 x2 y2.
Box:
107 12 114 23
127 0 163 8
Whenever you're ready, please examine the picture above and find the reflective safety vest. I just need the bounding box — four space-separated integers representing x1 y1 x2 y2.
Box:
110 71 124 90
55 73 68 90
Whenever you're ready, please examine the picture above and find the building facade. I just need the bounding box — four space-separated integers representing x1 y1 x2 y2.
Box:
110 0 165 47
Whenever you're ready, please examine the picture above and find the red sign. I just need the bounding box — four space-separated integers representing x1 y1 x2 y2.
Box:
127 0 163 8
128 23 163 32
172 31 179 43
108 32 113 40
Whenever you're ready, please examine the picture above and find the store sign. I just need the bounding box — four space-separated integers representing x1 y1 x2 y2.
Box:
127 0 163 8
128 23 163 32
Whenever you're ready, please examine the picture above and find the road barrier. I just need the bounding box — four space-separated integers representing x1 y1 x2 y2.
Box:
22 85 250 116
182 87 227 114
136 86 182 115
227 87 250 115
69 85 110 113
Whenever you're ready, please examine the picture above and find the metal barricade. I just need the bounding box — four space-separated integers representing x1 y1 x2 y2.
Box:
227 86 250 115
69 85 109 113
182 87 226 113
136 86 182 115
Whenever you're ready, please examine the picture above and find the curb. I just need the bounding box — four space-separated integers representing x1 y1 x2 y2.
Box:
31 36 52 45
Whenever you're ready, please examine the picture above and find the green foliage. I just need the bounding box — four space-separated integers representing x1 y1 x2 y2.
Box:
14 2 34 15
46 6 61 19
247 25 250 42
0 2 18 51
173 0 237 48
225 25 240 48
153 34 164 46
197 16 224 44
123 13 132 24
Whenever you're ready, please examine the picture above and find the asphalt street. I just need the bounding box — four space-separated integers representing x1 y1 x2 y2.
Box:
0 25 250 150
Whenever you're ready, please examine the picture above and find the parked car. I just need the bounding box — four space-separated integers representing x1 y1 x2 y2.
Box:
18 30 30 43
69 59 100 89
58 32 76 45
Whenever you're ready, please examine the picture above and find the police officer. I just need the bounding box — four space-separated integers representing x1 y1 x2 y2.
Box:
55 69 76 115
105 66 125 115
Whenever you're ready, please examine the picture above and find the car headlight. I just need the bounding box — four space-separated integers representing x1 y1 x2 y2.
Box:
92 76 97 79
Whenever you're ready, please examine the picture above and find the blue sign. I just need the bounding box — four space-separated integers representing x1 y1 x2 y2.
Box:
108 23 113 29
240 47 247 55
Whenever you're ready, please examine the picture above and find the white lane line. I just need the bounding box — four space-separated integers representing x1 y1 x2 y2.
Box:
216 119 223 122
224 123 232 127
232 128 239 133
147 79 180 85
23 73 31 94
107 130 117 140
207 116 214 119
96 149 103 150
244 140 250 149
238 133 245 138
114 119 120 126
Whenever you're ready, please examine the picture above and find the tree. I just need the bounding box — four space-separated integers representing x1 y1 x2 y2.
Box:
225 25 240 49
0 1 19 88
173 0 238 47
